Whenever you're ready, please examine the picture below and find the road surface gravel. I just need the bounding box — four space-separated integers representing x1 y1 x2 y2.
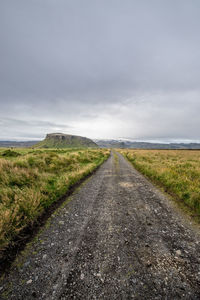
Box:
1 151 200 299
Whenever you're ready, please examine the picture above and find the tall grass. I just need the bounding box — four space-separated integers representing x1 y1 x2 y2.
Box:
0 148 110 253
120 149 200 215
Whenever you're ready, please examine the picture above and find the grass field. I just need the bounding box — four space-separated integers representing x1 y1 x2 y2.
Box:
119 149 200 216
0 148 110 253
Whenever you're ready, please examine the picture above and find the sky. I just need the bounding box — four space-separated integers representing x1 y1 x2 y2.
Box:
0 0 200 142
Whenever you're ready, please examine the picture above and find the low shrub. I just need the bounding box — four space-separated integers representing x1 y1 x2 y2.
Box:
1 149 21 157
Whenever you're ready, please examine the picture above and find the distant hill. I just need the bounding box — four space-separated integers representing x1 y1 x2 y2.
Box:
95 139 200 149
34 133 98 148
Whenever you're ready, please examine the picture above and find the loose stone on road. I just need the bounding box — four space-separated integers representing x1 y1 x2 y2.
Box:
1 152 200 299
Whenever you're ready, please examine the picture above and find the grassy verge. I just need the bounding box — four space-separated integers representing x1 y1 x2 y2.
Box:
119 149 200 216
113 151 119 170
0 148 110 254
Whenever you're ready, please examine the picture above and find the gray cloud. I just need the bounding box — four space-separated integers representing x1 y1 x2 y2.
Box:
0 118 72 140
0 0 200 141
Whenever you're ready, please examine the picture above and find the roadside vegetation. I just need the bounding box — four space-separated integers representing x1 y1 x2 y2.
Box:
119 149 200 216
0 148 110 254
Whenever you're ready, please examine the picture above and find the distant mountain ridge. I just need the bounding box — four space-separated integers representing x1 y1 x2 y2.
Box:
1 137 200 149
0 141 39 148
95 139 200 149
34 133 98 148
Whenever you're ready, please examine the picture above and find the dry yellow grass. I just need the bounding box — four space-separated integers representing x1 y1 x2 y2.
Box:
119 149 200 215
0 148 110 253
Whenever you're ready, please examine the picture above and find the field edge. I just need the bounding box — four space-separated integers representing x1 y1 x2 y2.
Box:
0 151 110 275
118 150 200 224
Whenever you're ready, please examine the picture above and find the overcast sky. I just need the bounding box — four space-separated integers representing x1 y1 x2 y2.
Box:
0 0 200 142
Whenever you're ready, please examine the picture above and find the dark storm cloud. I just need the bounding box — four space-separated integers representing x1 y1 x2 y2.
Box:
0 0 200 140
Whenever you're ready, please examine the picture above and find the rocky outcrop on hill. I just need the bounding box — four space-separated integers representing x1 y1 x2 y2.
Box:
34 133 98 148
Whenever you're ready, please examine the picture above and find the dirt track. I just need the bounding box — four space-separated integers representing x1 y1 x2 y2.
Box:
1 152 200 299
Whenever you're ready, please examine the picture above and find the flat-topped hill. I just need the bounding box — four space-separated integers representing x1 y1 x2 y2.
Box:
34 133 98 148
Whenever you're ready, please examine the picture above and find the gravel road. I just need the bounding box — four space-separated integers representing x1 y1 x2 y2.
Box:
1 151 200 299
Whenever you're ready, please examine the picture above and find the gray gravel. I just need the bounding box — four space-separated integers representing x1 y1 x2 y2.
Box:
1 151 200 299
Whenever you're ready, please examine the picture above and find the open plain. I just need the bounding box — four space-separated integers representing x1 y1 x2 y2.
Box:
1 151 200 299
